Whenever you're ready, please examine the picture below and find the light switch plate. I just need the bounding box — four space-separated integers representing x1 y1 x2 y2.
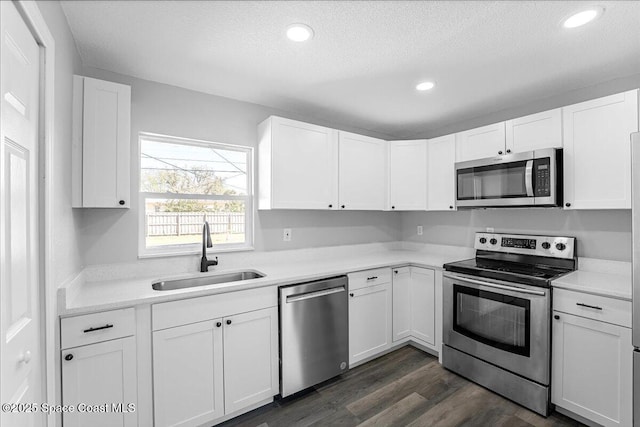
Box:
417 225 423 236
283 228 292 242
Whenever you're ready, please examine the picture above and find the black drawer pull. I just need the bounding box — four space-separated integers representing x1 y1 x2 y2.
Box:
83 324 114 333
366 276 378 281
576 303 602 310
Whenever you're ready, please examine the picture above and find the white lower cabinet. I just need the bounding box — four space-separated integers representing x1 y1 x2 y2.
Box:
348 271 392 366
153 306 278 427
61 337 138 427
392 267 437 348
552 291 632 427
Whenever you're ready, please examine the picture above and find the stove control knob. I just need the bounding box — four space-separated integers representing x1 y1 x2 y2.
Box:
479 237 487 244
489 238 498 245
541 242 551 250
555 243 566 251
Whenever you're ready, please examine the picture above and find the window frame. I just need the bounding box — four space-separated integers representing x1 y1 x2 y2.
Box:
137 132 254 258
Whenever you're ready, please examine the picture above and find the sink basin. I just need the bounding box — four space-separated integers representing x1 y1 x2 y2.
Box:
152 270 265 291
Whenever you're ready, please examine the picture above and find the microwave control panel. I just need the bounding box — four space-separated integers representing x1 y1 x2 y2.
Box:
533 158 551 196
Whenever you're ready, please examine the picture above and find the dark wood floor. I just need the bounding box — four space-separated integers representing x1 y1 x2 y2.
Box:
220 346 584 427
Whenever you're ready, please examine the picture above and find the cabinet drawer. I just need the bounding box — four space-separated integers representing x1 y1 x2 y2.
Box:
553 289 631 328
152 286 277 331
348 268 391 291
61 308 135 349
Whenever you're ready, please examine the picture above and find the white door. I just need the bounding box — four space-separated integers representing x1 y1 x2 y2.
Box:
427 134 456 211
562 90 638 209
392 267 411 342
455 122 506 162
505 108 563 153
0 3 43 426
223 307 278 414
269 117 338 209
61 337 137 427
552 312 632 427
388 140 427 210
153 320 224 427
348 283 392 366
338 131 386 210
410 267 435 346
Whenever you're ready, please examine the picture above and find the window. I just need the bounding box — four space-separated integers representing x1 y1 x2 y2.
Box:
139 133 253 256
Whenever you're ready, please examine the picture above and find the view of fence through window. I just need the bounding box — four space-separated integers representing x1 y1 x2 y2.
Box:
139 134 252 252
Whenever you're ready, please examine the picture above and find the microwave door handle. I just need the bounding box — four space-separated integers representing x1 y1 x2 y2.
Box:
525 160 534 197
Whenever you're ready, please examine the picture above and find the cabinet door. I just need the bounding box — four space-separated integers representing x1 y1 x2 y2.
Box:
505 108 562 153
392 267 411 342
153 320 224 427
455 122 506 162
339 131 387 210
427 134 456 211
262 117 338 210
61 337 137 427
388 140 427 210
563 90 638 209
223 307 278 415
410 267 436 346
349 282 392 365
552 312 632 427
81 77 131 208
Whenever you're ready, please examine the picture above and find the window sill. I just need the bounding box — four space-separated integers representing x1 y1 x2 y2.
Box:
138 246 255 259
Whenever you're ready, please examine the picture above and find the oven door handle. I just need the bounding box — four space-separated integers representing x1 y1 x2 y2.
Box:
444 273 546 296
525 159 534 197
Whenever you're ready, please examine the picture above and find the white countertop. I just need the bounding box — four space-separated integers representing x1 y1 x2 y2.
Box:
552 258 632 301
58 243 472 316
59 243 633 316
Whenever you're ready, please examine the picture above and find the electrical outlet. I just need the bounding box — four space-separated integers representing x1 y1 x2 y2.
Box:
486 227 494 233
283 228 292 242
417 225 423 236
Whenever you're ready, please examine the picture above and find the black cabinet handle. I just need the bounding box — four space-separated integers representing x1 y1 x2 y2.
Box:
119 200 125 205
216 322 222 327
349 293 354 297
498 151 503 155
328 204 333 208
83 324 113 333
576 303 602 310
226 319 232 325
449 205 453 209
366 276 378 281
391 206 395 209
65 354 73 361
394 270 398 274
554 315 560 320
565 202 571 207
341 205 345 209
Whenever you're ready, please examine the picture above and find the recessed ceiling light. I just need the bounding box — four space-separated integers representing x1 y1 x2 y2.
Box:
416 81 435 91
286 24 314 42
562 7 604 28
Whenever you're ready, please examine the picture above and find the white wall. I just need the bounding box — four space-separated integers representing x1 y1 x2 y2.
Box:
36 1 84 286
401 210 631 261
78 68 401 266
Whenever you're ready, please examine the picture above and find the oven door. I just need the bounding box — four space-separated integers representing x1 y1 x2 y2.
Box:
443 272 550 385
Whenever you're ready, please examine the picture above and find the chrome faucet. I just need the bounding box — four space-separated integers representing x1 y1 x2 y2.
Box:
201 218 218 272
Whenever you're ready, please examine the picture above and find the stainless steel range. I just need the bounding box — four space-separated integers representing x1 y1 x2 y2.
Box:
442 232 577 416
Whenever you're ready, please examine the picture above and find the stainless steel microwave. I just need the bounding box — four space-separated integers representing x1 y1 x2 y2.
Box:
455 148 562 208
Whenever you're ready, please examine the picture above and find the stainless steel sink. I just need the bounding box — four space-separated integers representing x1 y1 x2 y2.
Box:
152 270 265 291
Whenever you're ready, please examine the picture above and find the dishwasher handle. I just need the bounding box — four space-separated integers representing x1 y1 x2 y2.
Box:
286 286 346 303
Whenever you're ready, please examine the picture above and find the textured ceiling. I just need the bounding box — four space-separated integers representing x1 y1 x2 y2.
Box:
60 1 640 138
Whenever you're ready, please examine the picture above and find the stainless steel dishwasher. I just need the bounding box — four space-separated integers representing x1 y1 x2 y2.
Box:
279 276 349 397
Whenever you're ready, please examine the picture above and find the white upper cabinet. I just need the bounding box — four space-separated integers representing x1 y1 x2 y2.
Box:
388 140 427 210
258 116 338 210
505 108 563 153
427 134 456 211
72 75 131 208
562 90 638 209
455 122 506 162
338 131 387 210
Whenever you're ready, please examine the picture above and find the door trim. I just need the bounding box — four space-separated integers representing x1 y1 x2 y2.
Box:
13 2 56 426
